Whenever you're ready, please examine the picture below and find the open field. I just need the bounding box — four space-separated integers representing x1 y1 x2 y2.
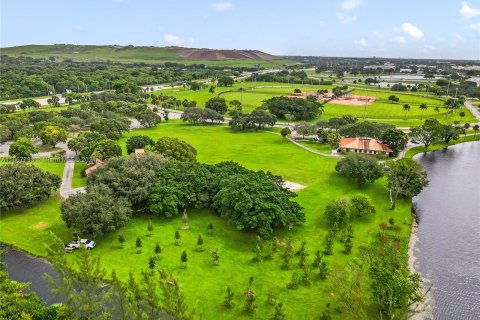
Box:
1 44 293 68
0 123 412 319
156 81 476 125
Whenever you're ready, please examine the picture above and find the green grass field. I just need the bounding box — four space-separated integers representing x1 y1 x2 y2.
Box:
0 124 413 319
156 81 476 126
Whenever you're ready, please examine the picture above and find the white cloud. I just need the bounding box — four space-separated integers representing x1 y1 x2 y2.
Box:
336 13 357 24
460 2 480 19
341 0 361 10
211 2 234 11
470 22 480 30
390 36 406 44
401 22 423 40
354 38 368 47
163 33 184 46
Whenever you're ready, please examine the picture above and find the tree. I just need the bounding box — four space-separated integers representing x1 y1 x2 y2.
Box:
44 235 110 319
61 185 132 237
135 110 162 128
196 234 204 252
212 171 305 238
38 125 68 147
209 86 216 94
217 76 234 87
67 136 88 155
335 155 383 186
136 237 142 253
126 135 154 154
87 153 166 208
8 137 37 158
153 136 197 162
118 233 125 248
147 220 154 236
380 128 408 156
0 163 60 211
80 139 122 161
388 95 399 103
229 99 242 111
339 121 394 139
327 131 341 148
158 270 188 319
224 286 235 308
174 231 181 246
280 127 291 140
419 103 428 119
440 124 460 143
90 118 129 140
0 124 11 142
318 260 328 279
263 96 322 120
148 256 156 271
47 95 61 107
205 97 228 114
324 198 351 228
244 277 257 315
385 159 428 209
211 248 220 265
473 124 479 136
154 243 162 257
294 122 316 139
402 104 411 119
271 302 286 320
180 250 188 268
350 194 376 218
410 118 442 148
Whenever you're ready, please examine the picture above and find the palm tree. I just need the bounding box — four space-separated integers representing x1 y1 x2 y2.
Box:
403 104 411 119
473 124 479 137
419 103 428 119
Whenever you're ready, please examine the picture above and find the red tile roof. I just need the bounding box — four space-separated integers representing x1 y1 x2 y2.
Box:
340 137 392 153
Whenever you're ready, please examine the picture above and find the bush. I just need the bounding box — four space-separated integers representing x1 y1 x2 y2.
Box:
335 154 384 186
350 194 376 218
324 198 351 228
126 135 154 154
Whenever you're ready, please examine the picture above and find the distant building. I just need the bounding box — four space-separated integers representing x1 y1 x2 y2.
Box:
85 159 104 176
339 137 392 157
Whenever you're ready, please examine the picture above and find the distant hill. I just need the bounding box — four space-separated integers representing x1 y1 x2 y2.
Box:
0 44 291 67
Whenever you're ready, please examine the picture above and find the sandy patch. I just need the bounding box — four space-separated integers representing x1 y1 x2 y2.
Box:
326 94 377 106
283 181 306 192
32 222 47 230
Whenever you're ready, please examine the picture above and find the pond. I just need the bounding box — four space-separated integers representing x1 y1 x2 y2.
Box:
413 141 480 319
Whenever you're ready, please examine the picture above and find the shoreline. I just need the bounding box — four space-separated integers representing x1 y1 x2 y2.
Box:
407 205 435 320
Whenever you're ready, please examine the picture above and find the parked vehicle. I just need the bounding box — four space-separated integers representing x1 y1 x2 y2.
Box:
64 238 96 252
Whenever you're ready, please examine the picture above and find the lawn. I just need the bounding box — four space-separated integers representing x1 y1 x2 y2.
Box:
0 124 414 319
72 161 87 188
155 81 476 126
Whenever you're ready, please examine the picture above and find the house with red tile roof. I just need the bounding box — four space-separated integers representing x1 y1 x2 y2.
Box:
339 137 393 157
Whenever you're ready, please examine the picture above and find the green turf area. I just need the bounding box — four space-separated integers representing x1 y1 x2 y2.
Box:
0 124 413 318
156 81 476 126
2 44 293 68
72 161 87 188
297 140 335 154
0 159 65 177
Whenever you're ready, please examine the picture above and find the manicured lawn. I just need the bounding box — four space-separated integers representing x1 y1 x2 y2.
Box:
72 161 87 188
1 124 413 319
0 159 65 177
156 81 475 126
297 140 335 154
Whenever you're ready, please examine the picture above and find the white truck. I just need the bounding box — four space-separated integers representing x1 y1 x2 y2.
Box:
64 239 96 252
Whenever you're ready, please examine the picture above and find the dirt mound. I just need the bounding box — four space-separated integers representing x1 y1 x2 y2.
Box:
178 48 277 60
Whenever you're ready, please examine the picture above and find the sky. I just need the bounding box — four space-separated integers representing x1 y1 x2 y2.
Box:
1 0 480 60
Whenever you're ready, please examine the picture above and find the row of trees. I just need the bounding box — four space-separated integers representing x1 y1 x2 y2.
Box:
262 96 323 121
